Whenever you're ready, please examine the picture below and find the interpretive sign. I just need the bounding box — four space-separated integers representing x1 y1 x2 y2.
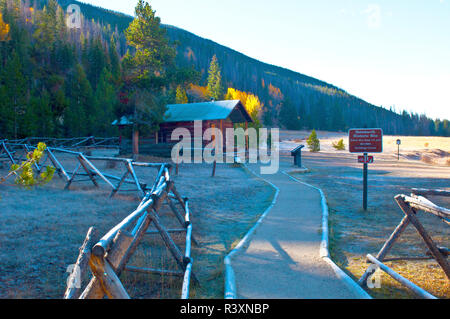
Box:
349 129 383 153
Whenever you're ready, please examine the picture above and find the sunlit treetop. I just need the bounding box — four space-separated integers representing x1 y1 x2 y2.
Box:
0 12 11 41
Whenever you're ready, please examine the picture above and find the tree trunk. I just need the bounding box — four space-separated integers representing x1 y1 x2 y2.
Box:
133 128 139 159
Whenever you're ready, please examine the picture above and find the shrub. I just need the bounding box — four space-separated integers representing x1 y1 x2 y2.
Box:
1 142 55 187
332 139 346 151
307 130 320 152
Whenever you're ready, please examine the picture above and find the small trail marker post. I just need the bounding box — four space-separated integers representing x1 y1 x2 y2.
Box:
349 128 383 211
397 139 401 160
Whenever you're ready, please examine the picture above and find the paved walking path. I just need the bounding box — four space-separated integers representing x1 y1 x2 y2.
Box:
230 161 366 299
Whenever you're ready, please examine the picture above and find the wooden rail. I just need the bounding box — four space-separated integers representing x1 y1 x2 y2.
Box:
1 142 155 198
63 163 197 299
181 198 194 299
1 139 198 299
2 136 120 150
366 254 437 299
359 189 450 298
411 188 450 198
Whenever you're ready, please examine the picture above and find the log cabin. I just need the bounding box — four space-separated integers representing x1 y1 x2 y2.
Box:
115 100 253 157
159 100 253 147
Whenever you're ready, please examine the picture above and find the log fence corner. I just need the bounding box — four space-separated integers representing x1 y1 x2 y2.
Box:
358 188 449 298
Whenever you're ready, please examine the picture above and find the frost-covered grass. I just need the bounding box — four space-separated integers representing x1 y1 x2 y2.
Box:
0 153 274 299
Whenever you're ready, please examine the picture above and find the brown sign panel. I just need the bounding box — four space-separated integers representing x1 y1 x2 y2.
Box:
349 128 383 153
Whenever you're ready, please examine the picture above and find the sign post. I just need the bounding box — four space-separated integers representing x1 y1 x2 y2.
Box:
363 154 368 210
396 139 401 161
349 128 383 211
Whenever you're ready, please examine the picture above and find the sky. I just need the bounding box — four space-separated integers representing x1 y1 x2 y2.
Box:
79 0 450 120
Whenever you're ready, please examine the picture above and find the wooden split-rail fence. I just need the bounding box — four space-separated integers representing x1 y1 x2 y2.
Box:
1 136 120 150
358 188 450 299
64 164 198 299
1 141 152 198
1 139 198 299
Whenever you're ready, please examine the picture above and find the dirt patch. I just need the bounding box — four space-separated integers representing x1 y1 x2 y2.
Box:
0 153 274 299
402 149 450 166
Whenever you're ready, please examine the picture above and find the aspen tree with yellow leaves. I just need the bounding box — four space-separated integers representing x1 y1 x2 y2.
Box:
225 87 263 128
176 85 188 104
0 12 10 41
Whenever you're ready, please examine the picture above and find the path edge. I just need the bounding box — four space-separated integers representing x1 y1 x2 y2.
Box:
224 164 280 299
282 171 372 299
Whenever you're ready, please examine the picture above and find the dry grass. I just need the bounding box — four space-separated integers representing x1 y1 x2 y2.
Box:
346 256 450 299
293 151 450 299
420 155 434 164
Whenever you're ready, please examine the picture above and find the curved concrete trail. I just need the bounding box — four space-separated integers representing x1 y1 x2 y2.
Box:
230 161 365 299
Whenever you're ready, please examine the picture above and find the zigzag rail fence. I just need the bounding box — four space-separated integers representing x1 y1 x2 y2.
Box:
0 138 197 299
1 136 120 150
1 140 149 198
64 164 198 299
358 188 450 299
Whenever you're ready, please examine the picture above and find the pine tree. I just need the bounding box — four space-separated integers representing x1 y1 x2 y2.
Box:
279 98 301 130
109 34 121 80
86 37 107 89
93 68 117 136
262 106 274 127
123 0 176 137
124 0 175 84
206 54 223 100
33 0 58 63
0 79 10 136
175 85 188 104
310 97 324 130
3 51 27 138
330 102 345 131
28 93 54 136
64 64 93 136
306 129 320 152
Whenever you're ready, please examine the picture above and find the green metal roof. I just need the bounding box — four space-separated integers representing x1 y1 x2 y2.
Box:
164 100 253 123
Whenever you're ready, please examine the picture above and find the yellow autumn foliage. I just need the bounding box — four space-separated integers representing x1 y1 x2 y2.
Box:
176 85 188 104
188 83 208 100
0 13 11 42
268 83 283 100
225 87 263 120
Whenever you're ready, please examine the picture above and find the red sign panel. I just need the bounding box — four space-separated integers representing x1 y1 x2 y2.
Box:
349 128 383 153
358 155 374 164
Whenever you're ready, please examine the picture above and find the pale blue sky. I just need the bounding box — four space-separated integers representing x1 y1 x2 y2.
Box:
80 0 450 120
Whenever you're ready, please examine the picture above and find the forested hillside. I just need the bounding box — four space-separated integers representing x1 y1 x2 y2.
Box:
1 0 449 139
0 0 124 138
0 0 197 139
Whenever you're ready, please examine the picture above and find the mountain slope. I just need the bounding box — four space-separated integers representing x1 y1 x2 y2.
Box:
54 0 448 136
